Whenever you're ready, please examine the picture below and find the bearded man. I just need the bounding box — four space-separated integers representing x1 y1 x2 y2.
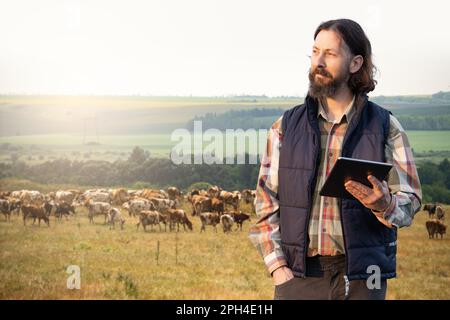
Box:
249 19 422 300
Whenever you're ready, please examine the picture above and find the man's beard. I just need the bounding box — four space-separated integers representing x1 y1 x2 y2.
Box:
308 66 349 99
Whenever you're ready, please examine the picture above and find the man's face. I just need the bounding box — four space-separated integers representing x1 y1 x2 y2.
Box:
308 29 352 98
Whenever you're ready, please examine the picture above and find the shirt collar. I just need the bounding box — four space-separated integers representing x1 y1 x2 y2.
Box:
317 95 356 124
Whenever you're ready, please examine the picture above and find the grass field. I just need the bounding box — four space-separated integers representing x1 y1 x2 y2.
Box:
1 130 449 165
0 200 448 300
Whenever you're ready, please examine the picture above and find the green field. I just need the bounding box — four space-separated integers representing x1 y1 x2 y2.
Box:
0 130 449 165
1 94 449 164
0 200 448 299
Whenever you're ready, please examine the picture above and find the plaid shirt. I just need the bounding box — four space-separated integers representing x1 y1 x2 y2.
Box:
249 96 423 275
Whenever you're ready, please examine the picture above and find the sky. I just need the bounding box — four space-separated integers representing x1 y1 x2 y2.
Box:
0 0 449 97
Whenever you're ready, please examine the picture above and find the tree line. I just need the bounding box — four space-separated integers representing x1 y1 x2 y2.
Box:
0 146 448 204
186 108 450 131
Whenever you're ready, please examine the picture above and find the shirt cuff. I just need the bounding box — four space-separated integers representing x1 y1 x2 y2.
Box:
371 193 395 217
371 195 397 228
264 250 288 276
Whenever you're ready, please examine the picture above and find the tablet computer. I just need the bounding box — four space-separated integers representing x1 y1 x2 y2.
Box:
319 157 393 199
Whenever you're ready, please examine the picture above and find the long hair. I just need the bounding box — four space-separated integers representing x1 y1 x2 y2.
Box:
314 19 377 95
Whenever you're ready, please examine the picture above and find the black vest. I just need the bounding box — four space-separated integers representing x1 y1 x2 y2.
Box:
279 94 396 281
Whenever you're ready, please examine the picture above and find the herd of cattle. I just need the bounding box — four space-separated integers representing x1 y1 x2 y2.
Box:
0 187 256 234
423 203 447 239
1 188 447 239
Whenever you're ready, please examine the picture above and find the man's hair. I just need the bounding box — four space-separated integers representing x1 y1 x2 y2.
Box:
314 19 377 95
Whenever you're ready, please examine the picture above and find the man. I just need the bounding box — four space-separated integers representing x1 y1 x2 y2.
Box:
248 19 422 300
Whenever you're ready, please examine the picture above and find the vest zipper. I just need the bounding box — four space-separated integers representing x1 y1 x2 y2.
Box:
344 274 350 298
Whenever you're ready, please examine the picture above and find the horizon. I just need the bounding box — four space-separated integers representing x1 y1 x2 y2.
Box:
0 90 449 99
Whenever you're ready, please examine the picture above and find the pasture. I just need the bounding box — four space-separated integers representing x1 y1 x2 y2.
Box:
0 200 448 300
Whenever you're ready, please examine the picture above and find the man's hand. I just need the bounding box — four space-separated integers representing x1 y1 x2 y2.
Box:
344 175 392 212
272 266 294 286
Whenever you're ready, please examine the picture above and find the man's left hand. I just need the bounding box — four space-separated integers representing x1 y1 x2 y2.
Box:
344 175 392 212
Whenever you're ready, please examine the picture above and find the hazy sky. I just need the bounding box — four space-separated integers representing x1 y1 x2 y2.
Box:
0 0 449 96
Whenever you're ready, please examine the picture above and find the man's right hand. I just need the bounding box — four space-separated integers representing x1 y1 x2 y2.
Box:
272 266 294 286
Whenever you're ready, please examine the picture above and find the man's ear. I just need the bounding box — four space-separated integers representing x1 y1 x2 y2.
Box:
349 55 363 74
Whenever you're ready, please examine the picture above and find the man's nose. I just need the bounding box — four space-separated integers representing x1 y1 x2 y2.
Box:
316 53 326 68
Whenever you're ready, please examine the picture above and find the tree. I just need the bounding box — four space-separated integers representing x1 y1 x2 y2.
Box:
128 146 149 164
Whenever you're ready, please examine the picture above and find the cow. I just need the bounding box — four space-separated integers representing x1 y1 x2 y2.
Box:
137 210 167 232
110 188 129 205
167 187 182 201
211 198 224 216
126 198 155 217
80 190 111 203
242 189 256 212
55 190 78 205
228 210 251 231
107 208 126 230
165 209 193 232
423 203 437 218
436 206 446 221
22 204 50 227
141 189 168 200
191 195 212 216
0 199 12 221
8 198 22 216
208 186 222 199
187 189 200 202
43 200 58 217
426 220 447 239
0 191 11 199
219 190 240 210
220 214 234 233
19 190 45 206
199 212 220 233
85 200 111 224
241 189 256 204
55 203 76 221
150 198 176 212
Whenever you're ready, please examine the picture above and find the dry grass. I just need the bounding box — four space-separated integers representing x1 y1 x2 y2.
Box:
0 202 448 300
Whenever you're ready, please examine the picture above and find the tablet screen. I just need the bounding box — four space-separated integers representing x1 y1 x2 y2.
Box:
319 157 393 199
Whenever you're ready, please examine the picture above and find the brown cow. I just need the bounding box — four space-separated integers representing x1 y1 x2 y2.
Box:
191 195 212 216
211 198 224 215
219 190 240 210
436 206 446 221
22 204 50 227
426 219 447 239
228 211 251 231
167 187 182 201
165 209 192 232
423 203 438 218
137 210 166 232
208 186 222 199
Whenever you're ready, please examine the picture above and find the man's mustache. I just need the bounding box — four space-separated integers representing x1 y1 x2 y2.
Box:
311 68 333 78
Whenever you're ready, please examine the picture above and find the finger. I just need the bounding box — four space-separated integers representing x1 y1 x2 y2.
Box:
346 180 371 197
368 175 383 192
346 185 367 200
345 186 368 204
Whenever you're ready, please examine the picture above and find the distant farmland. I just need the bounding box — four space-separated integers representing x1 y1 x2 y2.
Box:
0 95 449 164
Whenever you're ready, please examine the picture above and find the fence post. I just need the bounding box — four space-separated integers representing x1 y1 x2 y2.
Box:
156 240 160 266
